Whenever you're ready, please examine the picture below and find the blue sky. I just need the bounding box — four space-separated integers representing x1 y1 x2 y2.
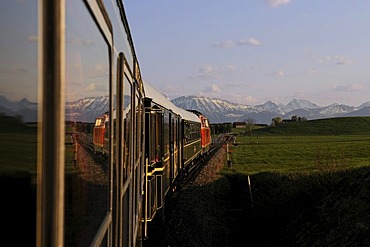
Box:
125 0 370 106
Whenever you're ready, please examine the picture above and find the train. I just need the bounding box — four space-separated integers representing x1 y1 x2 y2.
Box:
0 1 211 246
92 79 212 230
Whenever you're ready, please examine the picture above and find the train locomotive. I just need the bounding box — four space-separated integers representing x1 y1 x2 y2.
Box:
0 1 212 246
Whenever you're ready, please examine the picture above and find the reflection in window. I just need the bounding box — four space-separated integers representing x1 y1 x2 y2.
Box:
0 1 38 246
65 1 110 246
123 79 131 179
150 112 162 163
136 93 142 160
164 114 170 159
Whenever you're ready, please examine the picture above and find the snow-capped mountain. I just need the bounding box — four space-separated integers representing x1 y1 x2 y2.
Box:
280 99 321 113
171 96 366 124
171 96 257 123
65 96 109 122
0 96 38 122
1 95 369 124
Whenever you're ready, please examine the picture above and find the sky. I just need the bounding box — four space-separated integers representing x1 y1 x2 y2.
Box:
124 0 370 107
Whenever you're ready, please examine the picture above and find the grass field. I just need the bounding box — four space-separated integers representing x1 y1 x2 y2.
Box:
226 117 370 175
0 116 37 173
228 135 370 174
221 117 370 246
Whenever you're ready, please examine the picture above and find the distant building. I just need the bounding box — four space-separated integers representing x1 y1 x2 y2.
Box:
233 122 247 128
255 123 269 128
281 115 307 123
282 119 295 123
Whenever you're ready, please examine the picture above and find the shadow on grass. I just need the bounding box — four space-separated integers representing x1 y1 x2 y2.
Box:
225 166 370 246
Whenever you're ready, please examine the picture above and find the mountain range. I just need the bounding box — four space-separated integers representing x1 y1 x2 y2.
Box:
172 96 370 124
1 95 370 125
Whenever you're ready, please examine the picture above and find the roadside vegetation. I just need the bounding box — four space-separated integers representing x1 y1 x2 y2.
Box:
222 117 370 246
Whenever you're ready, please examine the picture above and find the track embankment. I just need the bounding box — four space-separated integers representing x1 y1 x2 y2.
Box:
146 147 231 247
146 146 370 246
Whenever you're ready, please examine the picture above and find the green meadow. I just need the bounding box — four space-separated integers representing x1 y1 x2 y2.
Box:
0 116 38 173
222 117 370 245
226 117 370 175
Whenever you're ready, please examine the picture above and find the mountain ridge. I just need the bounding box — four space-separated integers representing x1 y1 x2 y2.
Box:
1 95 369 124
171 95 370 124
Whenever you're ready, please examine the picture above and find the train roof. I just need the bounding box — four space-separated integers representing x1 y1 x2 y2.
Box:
142 80 178 112
174 106 200 123
187 109 206 118
142 80 200 123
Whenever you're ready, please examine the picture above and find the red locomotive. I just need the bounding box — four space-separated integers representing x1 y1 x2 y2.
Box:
188 110 212 155
93 113 109 155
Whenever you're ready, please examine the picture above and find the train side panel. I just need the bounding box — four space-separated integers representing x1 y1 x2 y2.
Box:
182 119 202 169
1 1 212 246
0 1 145 246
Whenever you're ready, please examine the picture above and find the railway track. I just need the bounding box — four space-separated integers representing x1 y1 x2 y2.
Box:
145 142 228 246
172 143 223 191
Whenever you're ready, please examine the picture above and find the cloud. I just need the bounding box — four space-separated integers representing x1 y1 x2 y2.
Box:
213 40 234 49
225 82 252 88
68 38 94 46
0 67 28 74
309 52 353 65
203 84 221 94
214 38 261 49
85 83 96 91
333 56 353 65
237 38 261 47
268 70 285 78
333 83 364 92
190 65 220 80
275 70 285 78
267 0 291 8
28 35 38 43
88 64 109 78
240 95 258 104
226 94 258 105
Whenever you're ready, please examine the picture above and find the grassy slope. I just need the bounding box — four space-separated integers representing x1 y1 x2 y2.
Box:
222 117 370 246
254 116 370 136
0 116 37 173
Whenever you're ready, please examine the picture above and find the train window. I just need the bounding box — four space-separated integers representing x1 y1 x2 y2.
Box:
135 93 141 160
164 113 170 159
150 113 156 162
155 112 162 161
65 1 110 246
149 109 159 163
95 118 101 126
172 117 179 175
0 1 38 245
123 78 132 179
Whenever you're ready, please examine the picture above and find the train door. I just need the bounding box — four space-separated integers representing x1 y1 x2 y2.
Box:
169 113 174 183
161 111 170 205
143 99 162 231
179 119 185 171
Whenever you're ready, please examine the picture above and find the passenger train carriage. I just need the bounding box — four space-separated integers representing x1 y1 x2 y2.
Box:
142 80 203 225
0 1 211 246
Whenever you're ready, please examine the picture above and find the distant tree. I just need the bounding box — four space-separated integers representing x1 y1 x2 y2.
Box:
271 117 282 126
211 123 232 134
291 115 298 122
244 117 256 144
223 123 232 133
